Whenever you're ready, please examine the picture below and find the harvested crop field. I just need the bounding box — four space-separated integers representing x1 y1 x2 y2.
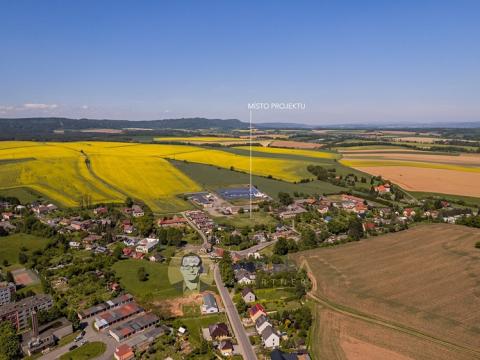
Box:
314 307 475 360
340 150 480 198
350 166 480 197
394 136 447 143
291 224 480 359
342 152 480 166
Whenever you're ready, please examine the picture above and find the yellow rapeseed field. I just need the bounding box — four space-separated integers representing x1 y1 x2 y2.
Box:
0 142 124 206
165 147 310 182
0 141 312 211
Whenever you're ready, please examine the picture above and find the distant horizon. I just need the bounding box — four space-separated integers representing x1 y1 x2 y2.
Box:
1 1 479 124
1 115 480 129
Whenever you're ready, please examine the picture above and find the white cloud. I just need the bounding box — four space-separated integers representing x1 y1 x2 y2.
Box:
81 105 89 109
23 103 58 110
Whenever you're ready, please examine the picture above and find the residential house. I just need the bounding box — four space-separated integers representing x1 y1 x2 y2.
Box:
218 339 234 357
374 184 391 194
362 222 376 232
82 234 102 245
2 212 14 220
208 323 230 340
279 205 307 220
403 208 416 218
261 326 280 348
317 205 329 214
157 217 188 228
93 207 108 215
252 232 268 243
132 205 144 217
270 350 311 360
69 241 81 249
235 269 254 285
255 315 271 334
241 288 255 303
249 303 266 322
135 237 159 254
201 293 219 314
210 247 225 259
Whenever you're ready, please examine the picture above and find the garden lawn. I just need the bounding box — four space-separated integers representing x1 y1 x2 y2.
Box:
59 342 106 360
180 313 227 348
0 233 49 267
112 259 179 302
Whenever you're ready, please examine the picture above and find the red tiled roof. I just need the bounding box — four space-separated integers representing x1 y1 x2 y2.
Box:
249 303 265 316
158 217 187 225
115 344 133 357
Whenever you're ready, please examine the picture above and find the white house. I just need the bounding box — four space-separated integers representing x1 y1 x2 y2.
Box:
132 205 144 217
255 315 271 334
261 326 280 348
135 237 159 254
241 288 255 303
201 293 219 314
235 269 254 285
69 241 81 249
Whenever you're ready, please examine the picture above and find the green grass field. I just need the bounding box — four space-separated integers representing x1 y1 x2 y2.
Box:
59 342 106 360
171 160 346 198
214 212 277 229
0 187 48 204
0 234 49 267
255 288 302 312
410 191 480 206
112 259 180 302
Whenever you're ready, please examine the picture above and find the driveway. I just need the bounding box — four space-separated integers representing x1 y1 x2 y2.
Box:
39 318 117 360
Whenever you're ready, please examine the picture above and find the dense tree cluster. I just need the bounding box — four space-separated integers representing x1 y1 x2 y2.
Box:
219 251 235 287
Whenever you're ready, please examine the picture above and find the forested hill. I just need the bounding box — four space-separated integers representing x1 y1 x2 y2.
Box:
0 117 249 140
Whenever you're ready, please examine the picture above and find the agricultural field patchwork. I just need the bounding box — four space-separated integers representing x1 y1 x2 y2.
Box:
340 150 480 197
0 141 317 211
154 136 252 145
233 145 340 160
291 224 480 359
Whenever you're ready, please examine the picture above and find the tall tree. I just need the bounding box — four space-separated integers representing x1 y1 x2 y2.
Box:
0 321 20 360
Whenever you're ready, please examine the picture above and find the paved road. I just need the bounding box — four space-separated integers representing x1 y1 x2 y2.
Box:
39 318 116 360
214 265 257 360
181 212 208 247
233 240 276 257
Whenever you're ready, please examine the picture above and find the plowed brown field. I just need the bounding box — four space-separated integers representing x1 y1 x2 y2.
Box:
292 224 480 360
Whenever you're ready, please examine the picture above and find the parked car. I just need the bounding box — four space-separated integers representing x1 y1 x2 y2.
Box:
68 345 78 351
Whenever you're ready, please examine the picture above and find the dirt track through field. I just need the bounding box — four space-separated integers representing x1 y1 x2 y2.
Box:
294 224 480 359
299 259 480 359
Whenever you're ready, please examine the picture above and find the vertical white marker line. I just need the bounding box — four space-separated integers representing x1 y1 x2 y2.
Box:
249 109 253 219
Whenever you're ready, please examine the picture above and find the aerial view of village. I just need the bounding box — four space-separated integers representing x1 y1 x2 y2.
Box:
1 2 480 360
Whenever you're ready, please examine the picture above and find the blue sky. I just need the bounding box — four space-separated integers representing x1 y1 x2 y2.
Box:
0 0 479 124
